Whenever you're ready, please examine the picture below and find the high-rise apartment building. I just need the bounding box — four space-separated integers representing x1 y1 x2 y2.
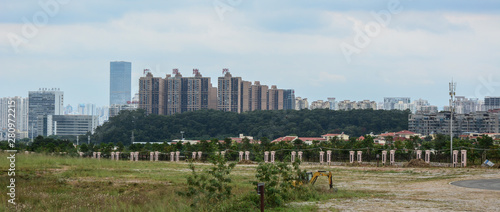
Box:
28 89 64 138
268 85 284 110
283 89 295 110
218 70 242 113
0 97 29 140
249 81 268 111
139 71 165 115
110 61 132 105
139 69 216 115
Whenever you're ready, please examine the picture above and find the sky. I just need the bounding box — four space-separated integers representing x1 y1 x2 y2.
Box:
1 0 500 109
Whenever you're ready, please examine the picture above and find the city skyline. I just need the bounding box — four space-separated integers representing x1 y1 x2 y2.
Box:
1 1 500 108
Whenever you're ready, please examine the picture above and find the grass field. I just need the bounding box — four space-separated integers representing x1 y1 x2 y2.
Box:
1 153 498 211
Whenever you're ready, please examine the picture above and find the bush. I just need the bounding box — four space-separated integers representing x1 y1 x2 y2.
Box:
177 154 237 207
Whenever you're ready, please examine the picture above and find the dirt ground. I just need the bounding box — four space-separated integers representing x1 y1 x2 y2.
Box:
295 165 500 211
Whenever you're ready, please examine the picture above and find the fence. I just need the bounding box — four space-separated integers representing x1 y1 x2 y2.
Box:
78 148 500 167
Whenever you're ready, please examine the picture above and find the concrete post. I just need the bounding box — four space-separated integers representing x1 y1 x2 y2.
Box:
319 151 324 165
93 152 96 159
425 150 431 163
197 151 202 160
150 152 154 161
390 150 395 165
453 150 458 168
291 151 296 163
239 151 244 161
131 152 134 161
116 152 120 160
245 151 250 161
175 151 180 162
382 150 387 165
271 151 275 163
357 151 362 163
349 151 355 164
461 150 467 167
135 152 139 161
170 152 175 162
154 151 159 161
264 151 269 163
298 151 303 162
416 150 422 160
192 152 197 160
327 150 332 165
111 152 115 160
97 152 101 160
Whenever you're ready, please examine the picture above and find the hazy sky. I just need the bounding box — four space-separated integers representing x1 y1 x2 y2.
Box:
1 0 500 108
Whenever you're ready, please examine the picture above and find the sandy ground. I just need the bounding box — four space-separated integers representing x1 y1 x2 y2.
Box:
294 166 500 211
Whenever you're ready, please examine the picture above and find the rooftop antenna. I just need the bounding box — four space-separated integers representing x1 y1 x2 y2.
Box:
193 69 200 76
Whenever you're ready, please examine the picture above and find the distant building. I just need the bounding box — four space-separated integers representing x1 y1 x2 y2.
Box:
218 70 242 113
295 97 309 110
327 98 336 110
454 96 479 114
0 97 29 140
28 89 64 138
249 81 268 111
337 100 376 110
109 104 136 117
310 100 330 109
283 89 296 110
139 71 165 115
139 69 217 115
485 97 500 111
110 61 132 105
267 85 284 110
321 133 349 141
384 97 411 110
409 111 500 137
37 115 98 137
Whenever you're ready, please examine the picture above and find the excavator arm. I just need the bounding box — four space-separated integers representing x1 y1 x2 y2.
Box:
309 171 333 189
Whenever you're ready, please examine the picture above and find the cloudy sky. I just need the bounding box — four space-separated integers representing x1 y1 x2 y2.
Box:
1 0 500 109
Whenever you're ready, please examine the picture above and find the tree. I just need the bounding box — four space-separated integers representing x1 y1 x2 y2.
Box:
79 143 89 152
116 142 125 152
477 135 493 149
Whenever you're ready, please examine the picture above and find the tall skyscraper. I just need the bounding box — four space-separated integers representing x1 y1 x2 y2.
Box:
110 61 132 105
28 89 64 138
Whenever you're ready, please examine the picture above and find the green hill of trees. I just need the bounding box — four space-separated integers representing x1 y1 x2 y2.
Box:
91 109 410 145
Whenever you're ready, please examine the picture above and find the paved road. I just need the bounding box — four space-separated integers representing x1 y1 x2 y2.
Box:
451 179 500 191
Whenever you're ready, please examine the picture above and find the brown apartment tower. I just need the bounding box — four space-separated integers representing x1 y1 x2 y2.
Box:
139 69 216 115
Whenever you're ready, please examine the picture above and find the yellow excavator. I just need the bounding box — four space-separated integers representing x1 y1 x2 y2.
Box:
293 171 333 189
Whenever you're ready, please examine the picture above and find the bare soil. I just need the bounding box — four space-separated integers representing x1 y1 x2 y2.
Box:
295 165 500 211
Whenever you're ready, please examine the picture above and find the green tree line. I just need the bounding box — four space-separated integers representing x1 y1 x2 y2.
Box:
92 108 410 145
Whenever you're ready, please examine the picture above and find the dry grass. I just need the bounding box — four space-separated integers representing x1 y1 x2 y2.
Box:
1 153 498 211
